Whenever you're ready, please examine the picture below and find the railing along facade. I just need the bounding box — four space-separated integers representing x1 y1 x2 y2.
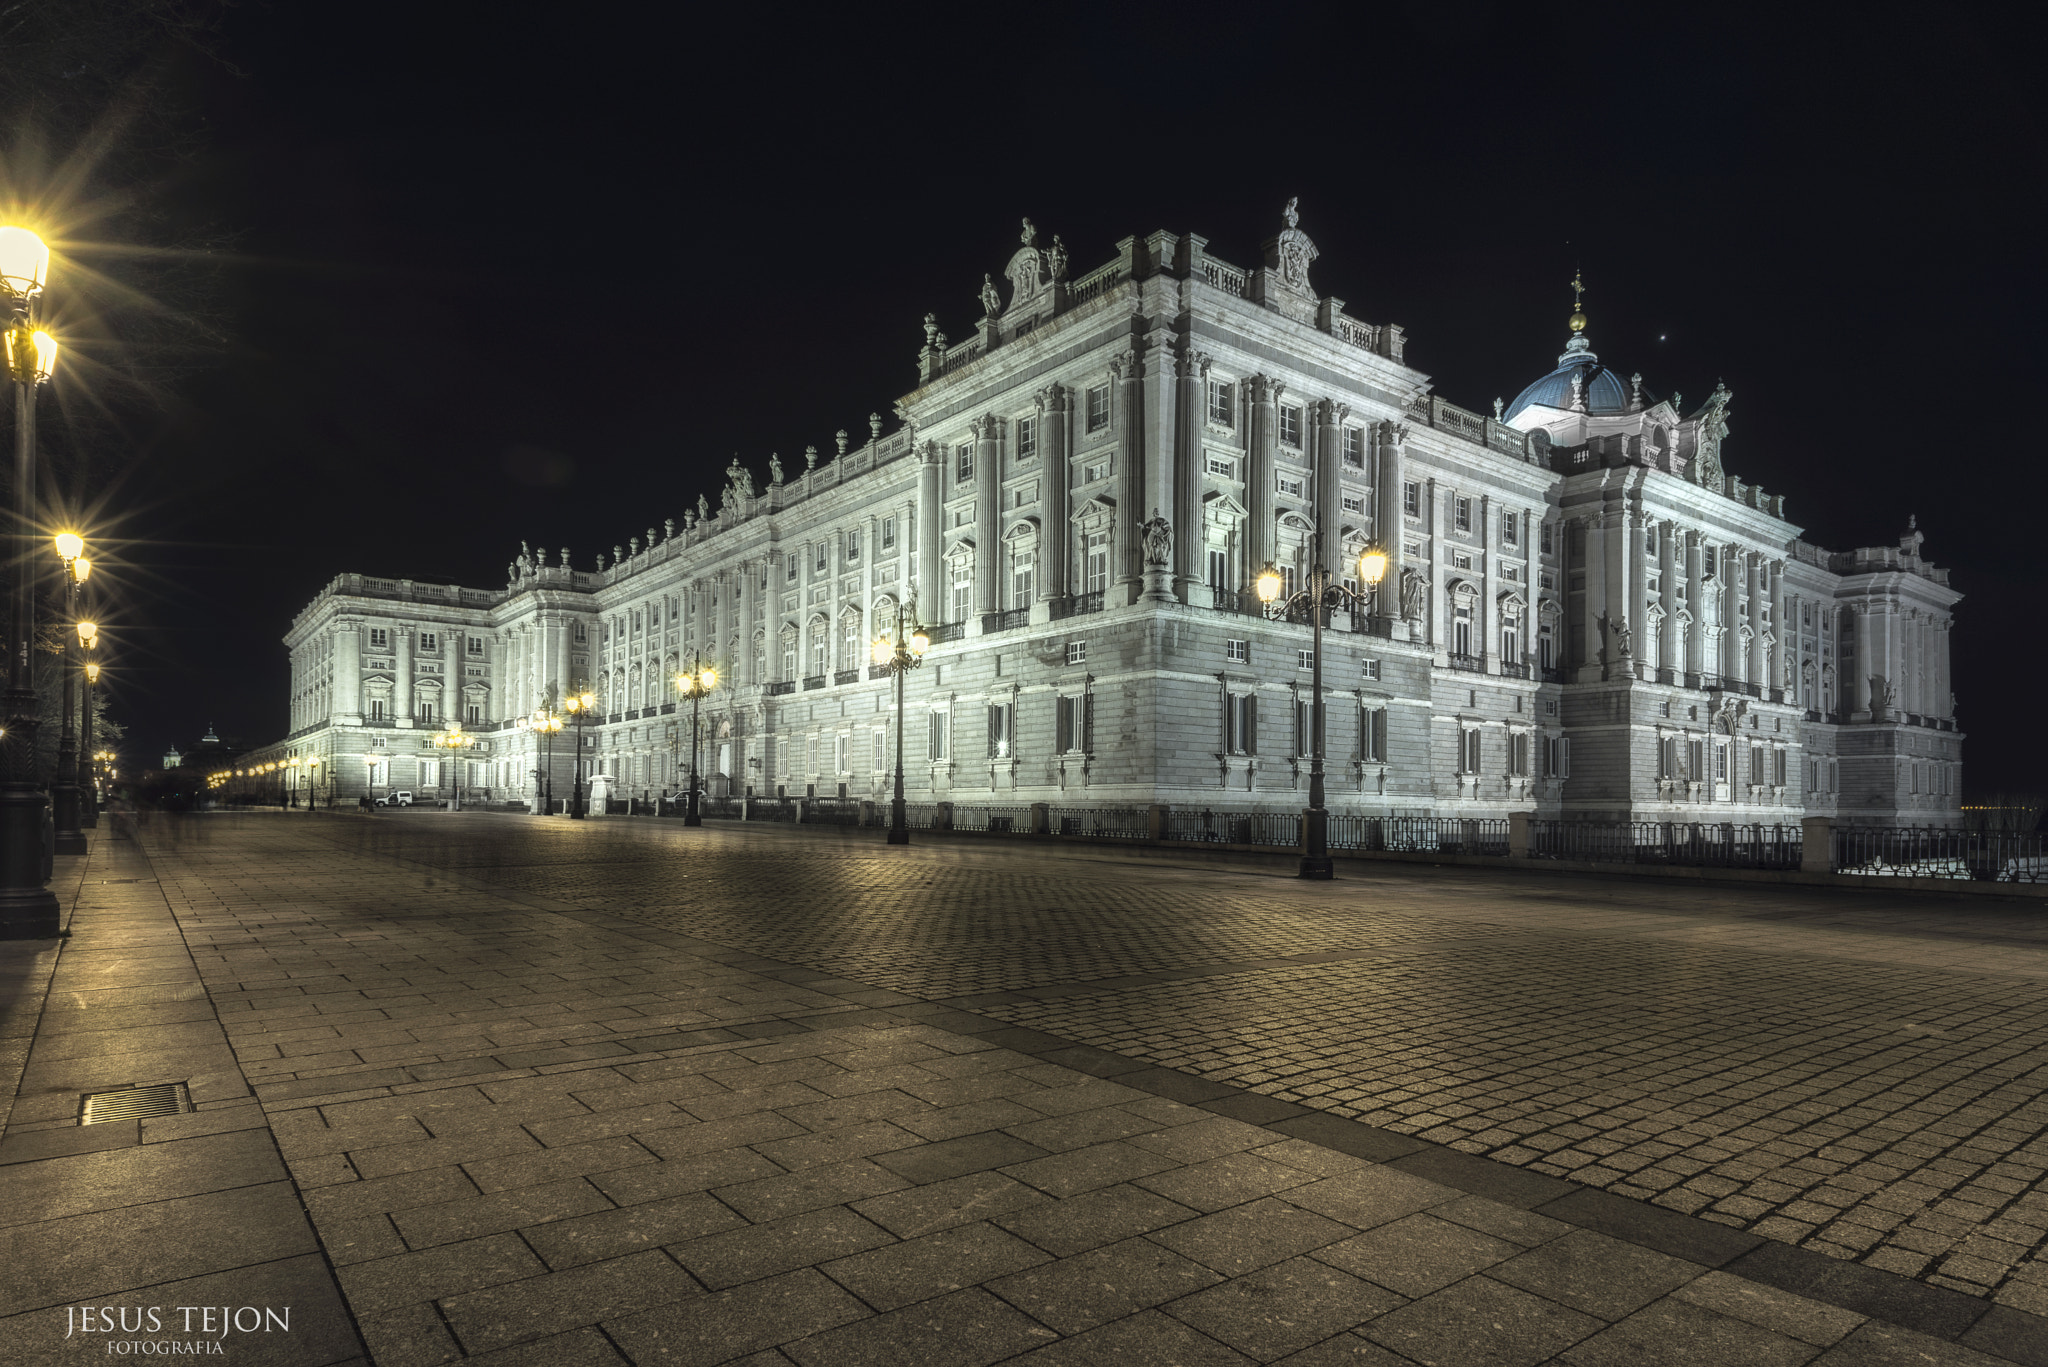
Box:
1834 826 2046 882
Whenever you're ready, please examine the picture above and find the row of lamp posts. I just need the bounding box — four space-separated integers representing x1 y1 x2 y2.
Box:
0 225 127 938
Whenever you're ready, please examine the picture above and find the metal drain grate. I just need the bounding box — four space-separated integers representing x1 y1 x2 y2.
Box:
80 1082 192 1125
101 878 155 885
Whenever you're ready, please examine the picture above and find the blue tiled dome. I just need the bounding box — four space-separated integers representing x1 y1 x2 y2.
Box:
1504 334 1633 422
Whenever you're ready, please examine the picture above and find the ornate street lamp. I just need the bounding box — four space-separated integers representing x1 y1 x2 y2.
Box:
516 707 564 815
869 601 930 846
429 722 479 811
1253 533 1390 879
673 654 718 826
80 652 100 828
363 749 383 806
563 688 596 818
50 540 90 855
0 226 58 937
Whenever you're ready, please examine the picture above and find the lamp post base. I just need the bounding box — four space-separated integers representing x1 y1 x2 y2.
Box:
683 814 703 827
0 886 60 939
886 827 910 845
1297 855 1334 880
54 832 85 855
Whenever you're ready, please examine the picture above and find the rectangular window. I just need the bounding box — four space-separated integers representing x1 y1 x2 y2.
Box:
1774 749 1788 787
368 628 389 650
1541 521 1554 554
419 759 440 788
952 503 975 527
1509 732 1529 776
1751 744 1765 784
1361 658 1380 681
1083 459 1111 485
1342 494 1366 514
1086 385 1110 432
805 734 818 774
1343 427 1364 466
1056 694 1095 753
419 632 438 652
1206 454 1235 477
1225 638 1247 663
926 711 948 762
987 703 1013 759
1225 693 1257 755
1297 649 1314 672
1461 729 1482 774
573 622 587 643
1503 513 1518 547
1279 405 1303 448
846 530 861 562
1545 735 1571 778
1455 497 1472 533
881 515 897 549
1208 549 1229 593
1453 553 1472 571
1065 640 1086 666
952 568 973 624
1012 562 1034 610
1011 482 1037 508
787 552 800 581
1359 706 1387 762
815 542 830 572
419 701 437 724
956 443 974 483
873 729 886 770
466 703 481 725
1277 475 1303 497
369 700 386 721
1294 698 1321 757
1084 532 1109 594
1715 744 1729 781
1207 379 1234 426
1403 482 1420 516
1016 417 1037 461
835 733 849 773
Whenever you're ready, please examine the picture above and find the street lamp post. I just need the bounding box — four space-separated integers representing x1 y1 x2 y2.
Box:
363 751 382 807
673 654 717 827
517 708 563 815
0 226 58 937
80 657 99 828
563 689 595 818
869 603 930 846
1254 532 1389 879
50 538 89 855
429 722 478 811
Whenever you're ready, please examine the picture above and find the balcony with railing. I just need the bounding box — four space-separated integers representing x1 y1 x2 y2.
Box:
1051 591 1104 621
982 608 1031 634
834 669 862 686
801 675 826 691
1500 660 1532 680
766 680 795 696
1447 652 1482 673
925 621 965 645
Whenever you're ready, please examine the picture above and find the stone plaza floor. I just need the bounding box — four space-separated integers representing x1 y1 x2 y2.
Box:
4 810 2048 1366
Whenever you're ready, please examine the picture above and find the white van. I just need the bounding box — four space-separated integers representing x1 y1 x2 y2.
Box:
377 791 415 807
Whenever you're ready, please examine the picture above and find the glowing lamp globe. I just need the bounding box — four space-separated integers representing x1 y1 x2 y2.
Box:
0 227 50 295
53 532 82 562
1255 565 1283 602
1358 546 1389 585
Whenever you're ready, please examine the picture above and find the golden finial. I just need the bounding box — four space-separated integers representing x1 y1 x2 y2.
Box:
1567 270 1588 333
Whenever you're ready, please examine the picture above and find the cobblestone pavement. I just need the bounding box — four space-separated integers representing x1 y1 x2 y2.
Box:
315 813 2048 1317
4 811 2044 1365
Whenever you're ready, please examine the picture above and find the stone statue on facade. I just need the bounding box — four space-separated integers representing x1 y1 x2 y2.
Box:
697 494 711 521
769 453 783 485
979 273 1003 320
1868 674 1894 717
518 542 533 577
1492 397 1504 421
1140 511 1173 569
725 457 755 499
1400 569 1428 622
1613 616 1633 659
1046 235 1068 282
1274 198 1318 293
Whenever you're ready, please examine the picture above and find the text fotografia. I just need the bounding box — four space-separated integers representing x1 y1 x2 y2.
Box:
65 1305 290 1354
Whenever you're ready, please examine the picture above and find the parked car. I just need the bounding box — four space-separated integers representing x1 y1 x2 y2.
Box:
376 791 415 807
1998 857 2048 884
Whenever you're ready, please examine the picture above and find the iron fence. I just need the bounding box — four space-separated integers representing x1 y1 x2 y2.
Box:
1331 815 1510 855
951 805 1034 834
1834 826 2046 882
1163 809 1300 846
1049 805 1148 838
1531 820 1802 868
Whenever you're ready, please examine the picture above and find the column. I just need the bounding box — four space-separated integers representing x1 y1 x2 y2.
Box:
917 442 943 617
1600 501 1632 678
1427 479 1446 655
1374 423 1405 627
335 627 361 718
1719 549 1739 683
394 627 414 724
1745 553 1763 688
1315 400 1344 577
975 415 1001 615
1772 560 1790 698
1851 603 1872 717
1114 348 1145 592
1142 329 1178 583
1249 377 1279 574
1479 495 1497 671
1579 516 1607 682
1039 385 1070 601
1175 353 1207 593
740 562 760 686
1657 521 1677 674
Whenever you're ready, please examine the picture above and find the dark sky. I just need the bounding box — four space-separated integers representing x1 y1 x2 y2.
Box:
70 3 2048 791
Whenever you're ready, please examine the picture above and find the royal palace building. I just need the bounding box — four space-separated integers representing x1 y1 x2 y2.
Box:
271 205 1963 826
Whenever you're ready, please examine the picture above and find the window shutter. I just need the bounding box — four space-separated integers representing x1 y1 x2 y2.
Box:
1560 736 1571 778
1082 694 1095 753
1057 697 1073 753
1244 695 1258 755
988 705 1001 759
1374 709 1387 762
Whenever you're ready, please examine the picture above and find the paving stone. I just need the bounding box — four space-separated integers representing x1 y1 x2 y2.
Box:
822 1221 1051 1311
714 1157 912 1222
1363 1274 1604 1367
354 1300 461 1367
853 1170 1054 1239
1149 1197 1357 1276
987 1236 1224 1334
785 1286 1057 1367
389 1176 615 1249
1166 1255 1406 1361
1003 1105 1167 1154
1284 1164 1460 1231
1138 1150 1320 1213
524 1189 747 1268
336 1231 546 1314
439 1247 701 1354
1671 1269 1867 1346
1268 1333 1417 1366
604 1267 869 1367
997 1182 1200 1258
456 1325 627 1366
1808 1320 2016 1365
462 1135 657 1193
1312 1212 1525 1297
874 1128 1052 1183
1002 1140 1182 1198
1557 1295 1819 1367
671 1205 897 1290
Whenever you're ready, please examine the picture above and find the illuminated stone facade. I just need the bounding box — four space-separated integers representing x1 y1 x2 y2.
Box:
277 207 1962 825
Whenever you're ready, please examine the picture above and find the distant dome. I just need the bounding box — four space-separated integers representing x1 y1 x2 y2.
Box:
1503 333 1638 424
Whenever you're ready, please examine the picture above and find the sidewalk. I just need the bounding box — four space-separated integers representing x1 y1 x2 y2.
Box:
1 813 2043 1365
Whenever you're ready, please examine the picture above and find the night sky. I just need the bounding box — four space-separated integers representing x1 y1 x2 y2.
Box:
37 4 2046 791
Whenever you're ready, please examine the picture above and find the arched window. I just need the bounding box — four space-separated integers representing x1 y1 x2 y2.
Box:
807 617 828 677
839 610 861 672
780 624 798 682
